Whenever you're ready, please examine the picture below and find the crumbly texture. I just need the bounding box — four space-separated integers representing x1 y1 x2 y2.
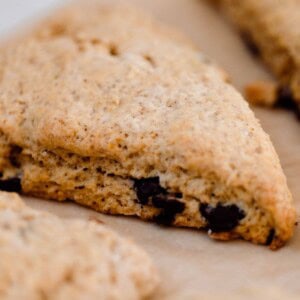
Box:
0 0 296 249
0 191 159 300
213 0 300 109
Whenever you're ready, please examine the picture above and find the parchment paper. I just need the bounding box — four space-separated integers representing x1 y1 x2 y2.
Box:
10 0 300 298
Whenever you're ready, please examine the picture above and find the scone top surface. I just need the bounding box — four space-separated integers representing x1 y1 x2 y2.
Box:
0 191 159 300
0 1 295 247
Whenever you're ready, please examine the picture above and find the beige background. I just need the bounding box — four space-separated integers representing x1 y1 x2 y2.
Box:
3 0 299 298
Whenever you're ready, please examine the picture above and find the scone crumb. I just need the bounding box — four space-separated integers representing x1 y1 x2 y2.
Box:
245 81 277 107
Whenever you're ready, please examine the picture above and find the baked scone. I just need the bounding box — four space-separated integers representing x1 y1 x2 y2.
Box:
212 0 300 112
0 0 296 249
0 191 159 300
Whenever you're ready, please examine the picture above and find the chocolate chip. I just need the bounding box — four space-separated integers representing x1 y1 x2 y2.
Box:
275 86 296 110
174 193 183 198
275 86 300 120
133 177 185 224
134 177 166 205
64 198 73 202
240 32 260 57
0 178 22 192
266 228 275 246
200 203 245 233
152 194 185 226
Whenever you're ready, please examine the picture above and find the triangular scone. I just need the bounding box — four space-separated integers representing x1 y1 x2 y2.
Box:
211 0 300 110
0 1 296 249
0 191 159 299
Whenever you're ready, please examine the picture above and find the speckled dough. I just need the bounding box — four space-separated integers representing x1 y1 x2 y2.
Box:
0 191 159 300
213 0 300 108
0 0 296 249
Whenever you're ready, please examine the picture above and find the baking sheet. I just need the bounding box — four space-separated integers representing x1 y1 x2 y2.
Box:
3 0 300 298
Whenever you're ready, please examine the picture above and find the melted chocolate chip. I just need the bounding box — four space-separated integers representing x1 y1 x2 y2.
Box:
240 32 260 57
153 194 185 226
134 177 166 205
266 228 275 246
0 178 22 192
134 177 185 224
200 203 245 233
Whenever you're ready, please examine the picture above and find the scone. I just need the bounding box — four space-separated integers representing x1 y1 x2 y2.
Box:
0 0 296 249
0 191 159 300
212 0 300 111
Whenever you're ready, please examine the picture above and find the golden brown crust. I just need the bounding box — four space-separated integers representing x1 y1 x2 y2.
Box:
0 0 296 248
